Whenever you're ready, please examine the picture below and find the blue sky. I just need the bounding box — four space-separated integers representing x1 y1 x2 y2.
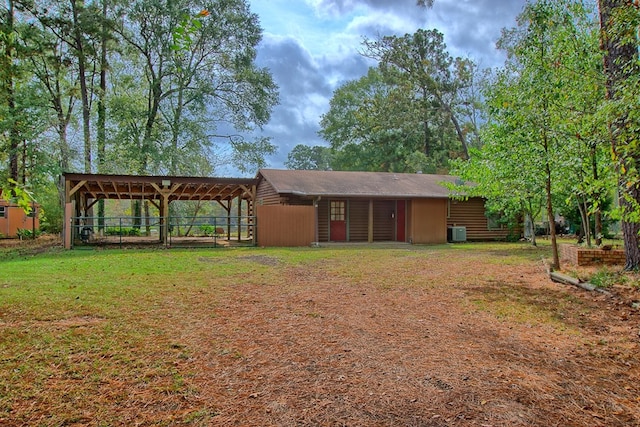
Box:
224 0 528 175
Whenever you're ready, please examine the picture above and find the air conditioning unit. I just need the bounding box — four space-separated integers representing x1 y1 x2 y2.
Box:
449 226 466 243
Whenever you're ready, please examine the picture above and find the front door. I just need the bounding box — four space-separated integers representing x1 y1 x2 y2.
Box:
330 200 347 241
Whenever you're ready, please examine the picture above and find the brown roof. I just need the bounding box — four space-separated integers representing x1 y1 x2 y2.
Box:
257 169 465 199
63 173 258 202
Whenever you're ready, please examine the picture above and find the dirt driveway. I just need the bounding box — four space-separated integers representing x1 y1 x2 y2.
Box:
175 246 640 426
2 242 639 426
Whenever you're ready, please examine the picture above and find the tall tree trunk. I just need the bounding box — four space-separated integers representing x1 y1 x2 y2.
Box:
598 0 640 269
577 198 591 247
170 86 184 175
422 88 431 158
441 102 469 159
545 160 559 269
97 0 108 232
71 0 92 173
4 0 19 185
591 145 603 245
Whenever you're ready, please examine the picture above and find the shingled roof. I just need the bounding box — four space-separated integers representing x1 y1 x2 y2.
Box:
257 169 466 199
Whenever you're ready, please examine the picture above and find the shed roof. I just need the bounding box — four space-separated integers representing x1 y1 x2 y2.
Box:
257 169 466 199
63 173 258 202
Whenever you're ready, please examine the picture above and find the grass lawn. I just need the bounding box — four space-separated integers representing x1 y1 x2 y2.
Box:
1 242 639 426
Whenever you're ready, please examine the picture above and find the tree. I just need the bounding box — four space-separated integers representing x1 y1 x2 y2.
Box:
320 61 461 173
114 0 277 176
285 145 332 170
362 29 478 160
0 0 19 183
460 0 605 268
598 0 640 269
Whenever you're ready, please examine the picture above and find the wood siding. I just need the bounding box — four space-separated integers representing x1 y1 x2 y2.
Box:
0 202 40 238
447 197 514 241
256 205 315 247
349 200 369 241
318 199 329 242
409 199 447 244
256 179 284 206
373 200 394 241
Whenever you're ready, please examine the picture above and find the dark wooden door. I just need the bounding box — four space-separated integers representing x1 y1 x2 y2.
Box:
396 200 406 242
330 200 346 241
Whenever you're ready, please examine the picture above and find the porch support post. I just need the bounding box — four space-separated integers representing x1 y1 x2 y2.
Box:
150 182 181 246
368 199 374 243
162 195 169 245
64 201 74 249
237 197 242 242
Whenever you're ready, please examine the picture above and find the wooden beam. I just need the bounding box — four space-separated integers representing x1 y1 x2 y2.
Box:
68 180 87 198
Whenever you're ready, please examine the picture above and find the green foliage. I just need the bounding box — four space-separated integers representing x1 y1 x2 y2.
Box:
455 0 611 254
15 228 41 239
589 267 625 289
1 179 35 214
1 0 278 219
199 224 215 236
285 145 333 170
37 189 62 234
320 30 480 173
105 227 140 237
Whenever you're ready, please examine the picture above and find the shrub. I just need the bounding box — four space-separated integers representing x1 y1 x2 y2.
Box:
199 225 215 236
105 227 140 236
16 228 41 239
590 267 626 289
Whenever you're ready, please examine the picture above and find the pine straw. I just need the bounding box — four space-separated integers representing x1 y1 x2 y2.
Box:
2 246 640 426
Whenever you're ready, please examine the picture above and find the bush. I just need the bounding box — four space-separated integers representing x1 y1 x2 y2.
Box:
105 227 140 236
590 267 626 289
16 228 41 239
199 224 215 236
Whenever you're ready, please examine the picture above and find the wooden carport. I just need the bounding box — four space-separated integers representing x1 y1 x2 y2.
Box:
63 173 257 248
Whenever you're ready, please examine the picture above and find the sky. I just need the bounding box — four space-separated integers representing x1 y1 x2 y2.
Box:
226 0 529 175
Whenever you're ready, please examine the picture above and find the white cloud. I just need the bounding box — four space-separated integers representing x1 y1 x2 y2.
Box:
245 0 527 172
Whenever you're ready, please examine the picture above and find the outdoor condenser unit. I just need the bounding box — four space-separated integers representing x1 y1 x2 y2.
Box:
450 226 467 243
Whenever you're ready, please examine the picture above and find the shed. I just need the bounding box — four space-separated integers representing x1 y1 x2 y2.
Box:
255 169 513 246
0 198 40 238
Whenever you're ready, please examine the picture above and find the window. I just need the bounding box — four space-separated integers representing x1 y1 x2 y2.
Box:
0 206 5 217
330 201 345 221
487 213 504 230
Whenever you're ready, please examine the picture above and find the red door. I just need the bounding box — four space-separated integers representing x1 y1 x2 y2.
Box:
396 200 406 242
330 200 346 241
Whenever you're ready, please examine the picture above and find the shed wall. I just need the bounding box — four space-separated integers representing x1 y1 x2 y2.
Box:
256 205 315 247
410 199 447 244
0 202 40 238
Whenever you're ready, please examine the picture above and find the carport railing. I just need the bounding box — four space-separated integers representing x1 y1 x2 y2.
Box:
69 215 256 248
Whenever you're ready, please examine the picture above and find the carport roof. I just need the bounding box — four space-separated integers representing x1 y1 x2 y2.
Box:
257 169 467 199
64 173 258 202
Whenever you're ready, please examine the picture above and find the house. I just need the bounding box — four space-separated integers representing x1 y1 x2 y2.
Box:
0 198 40 238
255 169 514 246
61 170 515 248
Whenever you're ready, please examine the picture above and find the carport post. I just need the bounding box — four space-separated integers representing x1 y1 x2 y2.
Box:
151 182 180 246
162 193 169 245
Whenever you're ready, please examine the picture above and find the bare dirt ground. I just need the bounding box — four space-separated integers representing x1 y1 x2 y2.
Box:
181 249 640 427
2 240 640 426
